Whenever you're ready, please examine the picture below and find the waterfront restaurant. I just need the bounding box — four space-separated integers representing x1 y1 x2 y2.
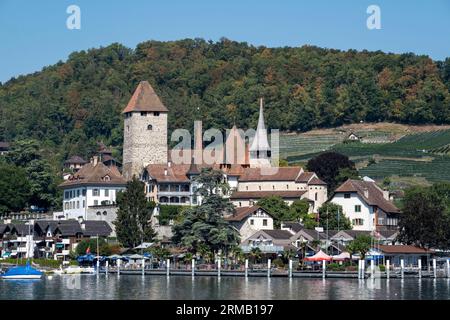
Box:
378 245 434 266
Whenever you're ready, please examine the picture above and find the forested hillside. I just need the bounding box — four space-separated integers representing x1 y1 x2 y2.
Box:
1 38 450 167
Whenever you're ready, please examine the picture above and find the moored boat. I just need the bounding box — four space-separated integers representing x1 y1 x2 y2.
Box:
2 261 43 279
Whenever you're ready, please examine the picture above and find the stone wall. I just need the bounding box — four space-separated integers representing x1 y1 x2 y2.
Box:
123 111 168 180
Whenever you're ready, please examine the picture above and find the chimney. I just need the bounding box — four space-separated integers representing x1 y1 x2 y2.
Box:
383 189 390 200
363 188 369 199
164 168 168 176
78 216 85 226
92 156 99 166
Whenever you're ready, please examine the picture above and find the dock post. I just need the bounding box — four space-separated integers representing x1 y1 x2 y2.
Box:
117 259 120 276
105 260 109 275
358 260 361 279
288 259 293 278
142 259 145 276
401 259 404 279
267 259 271 278
245 259 248 278
418 259 422 278
191 259 195 277
370 259 374 278
447 259 450 278
96 259 100 275
322 260 326 279
166 259 170 277
218 257 221 278
386 260 390 279
433 259 437 278
361 260 365 278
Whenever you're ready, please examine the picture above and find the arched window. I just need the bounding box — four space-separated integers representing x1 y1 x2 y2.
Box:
147 124 153 130
96 211 101 216
103 211 107 216
159 196 168 203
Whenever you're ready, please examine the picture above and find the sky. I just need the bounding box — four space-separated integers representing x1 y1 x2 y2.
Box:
0 0 449 83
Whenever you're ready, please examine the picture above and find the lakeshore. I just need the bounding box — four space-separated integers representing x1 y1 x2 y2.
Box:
1 274 450 300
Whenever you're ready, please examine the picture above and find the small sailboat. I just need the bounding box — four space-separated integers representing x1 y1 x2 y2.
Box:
2 261 43 279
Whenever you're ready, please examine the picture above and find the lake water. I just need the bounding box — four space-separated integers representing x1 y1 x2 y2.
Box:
1 275 450 300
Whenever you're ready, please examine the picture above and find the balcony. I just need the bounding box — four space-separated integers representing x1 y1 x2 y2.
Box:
240 245 284 254
55 250 70 256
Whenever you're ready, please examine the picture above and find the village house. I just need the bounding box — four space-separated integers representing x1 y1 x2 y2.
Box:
224 205 274 241
0 141 10 156
58 156 126 232
63 155 87 172
330 178 400 232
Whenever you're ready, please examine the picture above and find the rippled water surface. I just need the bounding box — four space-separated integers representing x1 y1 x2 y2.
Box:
1 275 450 300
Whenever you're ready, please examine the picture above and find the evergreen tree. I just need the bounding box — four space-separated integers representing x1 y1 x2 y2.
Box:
114 177 156 248
172 168 239 255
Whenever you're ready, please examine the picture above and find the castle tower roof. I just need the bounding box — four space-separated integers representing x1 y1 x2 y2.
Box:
122 81 168 113
249 98 270 152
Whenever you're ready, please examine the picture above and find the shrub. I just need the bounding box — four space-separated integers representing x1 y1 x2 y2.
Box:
272 258 285 268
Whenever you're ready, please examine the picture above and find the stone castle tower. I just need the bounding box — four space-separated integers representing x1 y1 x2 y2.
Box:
122 81 168 180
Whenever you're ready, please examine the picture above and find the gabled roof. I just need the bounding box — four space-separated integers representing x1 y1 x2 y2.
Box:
82 221 112 237
238 167 303 182
64 155 87 165
34 220 59 235
10 224 32 236
59 161 126 188
260 229 293 240
122 81 168 113
334 179 400 214
53 220 83 236
225 206 273 222
230 190 307 200
281 222 304 233
308 177 327 185
0 224 10 235
331 230 372 240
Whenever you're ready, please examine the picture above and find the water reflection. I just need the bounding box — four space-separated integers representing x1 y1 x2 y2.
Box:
1 275 450 300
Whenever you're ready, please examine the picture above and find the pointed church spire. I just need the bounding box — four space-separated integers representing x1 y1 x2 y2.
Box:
249 98 270 152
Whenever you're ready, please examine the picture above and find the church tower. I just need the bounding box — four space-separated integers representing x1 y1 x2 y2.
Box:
122 81 168 180
249 98 271 168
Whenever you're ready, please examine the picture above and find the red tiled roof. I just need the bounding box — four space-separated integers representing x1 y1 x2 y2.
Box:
146 164 191 183
296 172 314 183
230 190 306 200
238 167 303 182
379 245 433 254
59 162 126 188
308 177 327 185
122 81 168 113
334 179 399 214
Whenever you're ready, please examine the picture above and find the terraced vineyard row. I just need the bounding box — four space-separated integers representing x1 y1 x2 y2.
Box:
359 156 450 183
279 134 344 158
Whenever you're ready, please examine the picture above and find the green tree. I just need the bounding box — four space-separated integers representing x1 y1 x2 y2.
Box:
347 235 372 260
398 184 450 249
318 203 352 231
76 238 112 256
0 162 31 213
114 177 156 248
289 199 317 228
171 169 240 255
307 152 358 194
257 196 290 228
6 139 59 208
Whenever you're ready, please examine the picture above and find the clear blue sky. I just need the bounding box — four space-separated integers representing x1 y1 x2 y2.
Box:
0 0 449 83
